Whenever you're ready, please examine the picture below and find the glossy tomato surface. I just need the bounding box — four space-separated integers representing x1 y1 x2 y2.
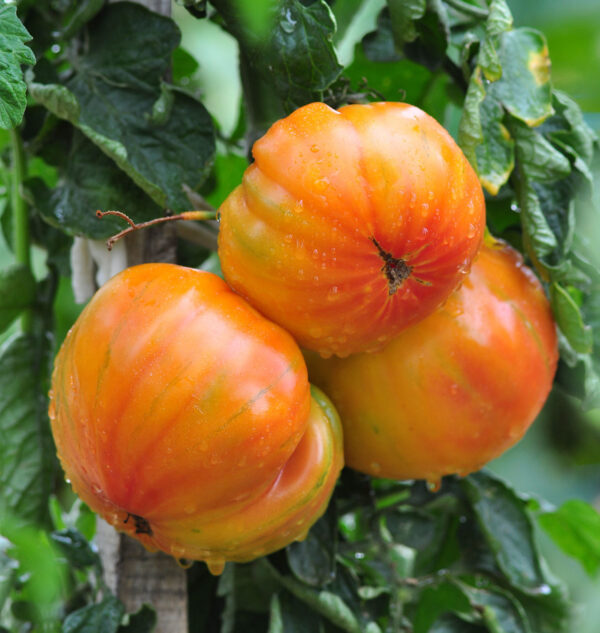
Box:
219 101 485 357
49 264 343 572
306 240 558 485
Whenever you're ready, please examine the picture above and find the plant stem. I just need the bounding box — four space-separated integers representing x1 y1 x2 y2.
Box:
445 0 489 20
10 127 32 333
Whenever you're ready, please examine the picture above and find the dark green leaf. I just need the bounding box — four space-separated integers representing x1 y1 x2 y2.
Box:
268 592 324 633
286 503 337 587
30 3 215 212
386 0 426 47
475 93 514 195
0 334 54 525
403 0 449 72
0 5 36 129
461 472 549 594
31 131 162 239
493 28 553 126
59 0 104 40
461 583 531 633
63 594 124 633
362 9 401 63
50 528 100 569
0 265 36 334
172 47 200 85
413 582 471 633
550 283 593 354
266 0 343 109
517 180 558 258
538 500 600 576
118 604 157 633
430 614 487 633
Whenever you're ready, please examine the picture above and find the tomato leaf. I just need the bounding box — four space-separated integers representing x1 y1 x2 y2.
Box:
493 28 553 127
0 334 55 525
538 500 600 576
413 581 472 633
429 614 487 633
286 503 337 587
0 265 36 334
63 594 124 633
475 92 515 195
49 529 100 570
30 131 162 239
386 0 426 46
268 592 324 633
460 472 549 594
550 283 594 354
0 5 35 129
29 2 215 213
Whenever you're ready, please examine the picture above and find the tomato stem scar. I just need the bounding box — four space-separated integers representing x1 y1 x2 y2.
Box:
124 512 153 536
97 209 218 251
371 237 412 295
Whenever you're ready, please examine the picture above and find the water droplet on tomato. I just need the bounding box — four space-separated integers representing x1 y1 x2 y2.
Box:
467 223 476 239
171 544 186 559
184 504 196 515
309 326 323 338
310 144 319 153
370 462 382 474
327 286 339 301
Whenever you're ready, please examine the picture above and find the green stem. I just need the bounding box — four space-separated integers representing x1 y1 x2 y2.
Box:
10 127 32 333
444 0 489 20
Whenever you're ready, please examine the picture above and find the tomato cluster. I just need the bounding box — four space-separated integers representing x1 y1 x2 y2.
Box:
50 102 557 573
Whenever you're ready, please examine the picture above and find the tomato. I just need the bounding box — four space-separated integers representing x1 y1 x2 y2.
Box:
49 264 343 574
218 101 485 357
305 239 558 486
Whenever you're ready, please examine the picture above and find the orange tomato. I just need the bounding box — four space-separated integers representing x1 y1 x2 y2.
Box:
49 264 343 573
219 101 485 357
306 240 558 486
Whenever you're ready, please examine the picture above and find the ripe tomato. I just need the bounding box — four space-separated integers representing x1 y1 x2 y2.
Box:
49 264 343 573
306 239 558 485
218 101 485 357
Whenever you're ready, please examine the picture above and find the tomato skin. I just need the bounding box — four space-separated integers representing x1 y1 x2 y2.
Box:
306 240 558 484
219 101 485 357
49 264 343 570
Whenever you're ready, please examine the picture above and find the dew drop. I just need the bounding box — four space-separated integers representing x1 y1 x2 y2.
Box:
184 504 196 515
327 286 339 301
309 326 323 338
310 144 319 153
171 544 186 559
206 557 226 575
370 462 382 474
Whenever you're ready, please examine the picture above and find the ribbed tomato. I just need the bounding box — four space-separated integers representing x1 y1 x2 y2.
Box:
219 101 485 357
306 239 558 486
49 264 343 574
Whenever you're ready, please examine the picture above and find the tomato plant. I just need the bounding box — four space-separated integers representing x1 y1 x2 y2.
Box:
306 239 558 486
49 263 343 574
219 101 485 357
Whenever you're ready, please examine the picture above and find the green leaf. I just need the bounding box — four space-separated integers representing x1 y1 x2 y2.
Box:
511 121 572 183
538 500 600 576
429 614 487 633
458 67 486 169
286 503 337 587
461 583 531 633
493 28 553 127
29 3 215 213
386 0 426 46
63 594 125 633
403 0 449 72
517 180 558 258
0 5 36 129
50 528 100 569
485 0 513 37
59 0 104 40
549 91 597 165
475 93 514 195
118 604 157 633
0 334 55 525
413 582 472 633
268 592 324 633
31 131 162 239
461 472 549 594
0 264 36 334
266 0 343 109
550 283 593 354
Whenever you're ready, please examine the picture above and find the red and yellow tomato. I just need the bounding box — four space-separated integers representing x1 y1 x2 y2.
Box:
49 263 343 574
306 239 558 486
219 101 485 357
